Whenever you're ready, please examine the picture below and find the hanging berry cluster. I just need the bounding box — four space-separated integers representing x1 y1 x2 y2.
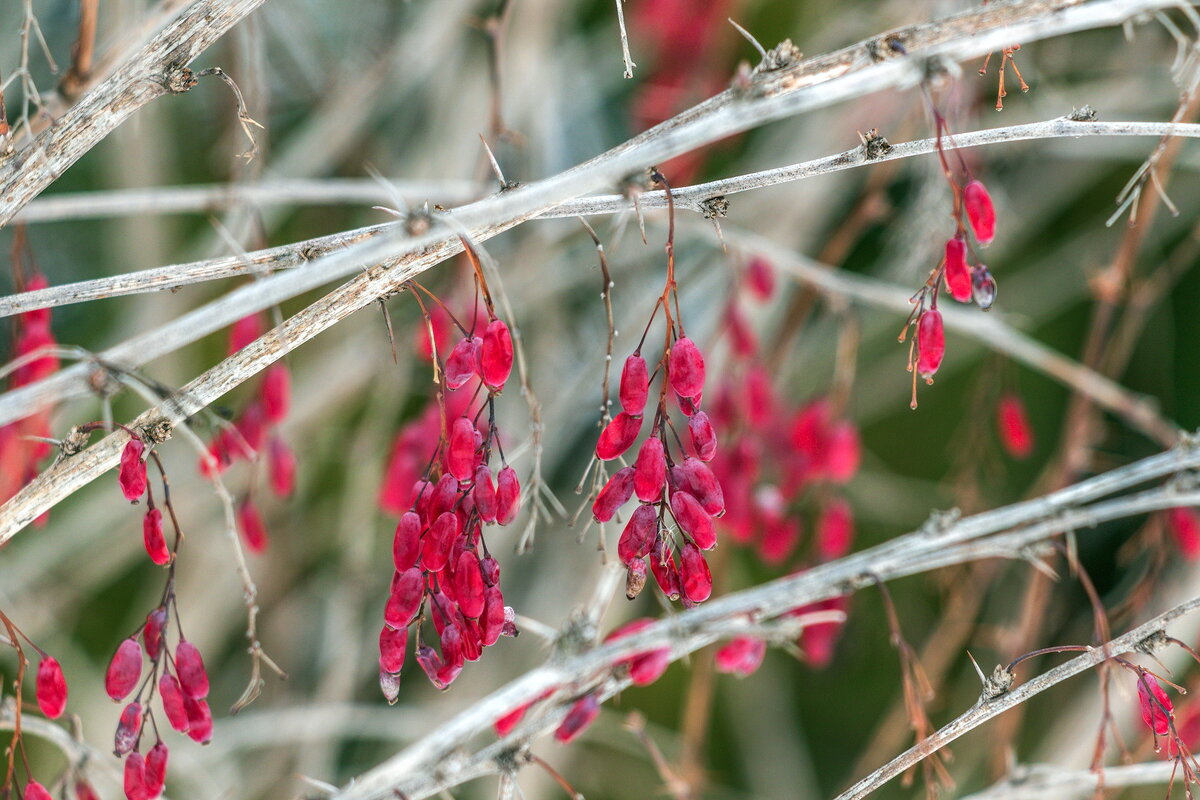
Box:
199 312 297 553
377 250 521 699
591 170 723 606
1 253 59 516
901 105 1000 408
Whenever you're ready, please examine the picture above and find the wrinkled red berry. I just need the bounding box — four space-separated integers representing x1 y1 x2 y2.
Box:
144 741 168 797
386 567 425 628
1138 673 1173 736
446 417 477 482
175 640 209 700
228 314 262 354
119 439 148 502
672 458 725 517
618 505 657 565
106 638 142 701
679 542 712 603
555 694 600 743
184 696 213 744
237 500 268 554
669 337 705 399
943 237 972 302
596 412 642 460
36 656 67 718
379 624 408 673
481 319 514 390
496 466 520 525
670 490 715 550
650 549 681 601
114 701 143 755
473 466 498 522
964 179 996 245
143 609 167 660
453 550 487 619
633 436 666 502
688 411 717 461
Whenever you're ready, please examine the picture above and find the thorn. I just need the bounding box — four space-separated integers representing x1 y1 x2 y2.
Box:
967 650 988 685
479 134 508 189
728 18 768 60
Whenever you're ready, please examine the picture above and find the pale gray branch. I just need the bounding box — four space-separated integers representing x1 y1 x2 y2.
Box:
960 761 1179 800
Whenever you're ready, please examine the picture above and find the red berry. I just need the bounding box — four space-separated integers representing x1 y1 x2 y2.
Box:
159 674 190 733
237 500 268 554
617 505 657 565
35 656 67 718
123 752 150 800
596 412 642 460
964 179 996 245
453 551 487 619
494 701 532 736
1167 507 1200 560
75 780 101 800
119 439 147 502
619 354 649 416
175 640 209 700
1137 673 1173 736
916 309 945 380
480 319 514 390
379 624 408 673
816 498 854 561
555 694 600 743
472 466 498 522
669 337 705 399
715 636 766 677
592 467 635 522
649 548 681 601
679 542 712 603
943 237 972 302
997 393 1034 459
183 696 213 744
261 364 291 424
745 256 776 300
446 417 477 482
670 490 715 549
393 512 422 571
268 436 296 497
114 701 143 755
143 608 167 660
480 555 500 586
671 458 725 517
480 585 506 646
633 436 666 502
825 421 861 483
496 466 520 525
228 314 262 354
24 781 53 800
143 508 169 566
386 568 425 628
445 337 482 390
144 742 169 796
687 411 717 461
106 638 142 701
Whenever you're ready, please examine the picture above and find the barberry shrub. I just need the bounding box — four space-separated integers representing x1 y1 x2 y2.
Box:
4 1 1200 800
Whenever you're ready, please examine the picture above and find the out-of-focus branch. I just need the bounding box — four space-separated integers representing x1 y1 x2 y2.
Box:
326 442 1200 800
834 596 1200 800
959 760 1178 800
0 0 268 227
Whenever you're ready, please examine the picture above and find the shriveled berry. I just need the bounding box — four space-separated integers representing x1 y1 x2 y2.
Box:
143 508 169 566
144 741 169 796
619 354 649 416
679 542 712 603
997 393 1034 459
446 417 477 482
261 364 291 423
496 466 520 525
944 237 972 302
596 412 642 460
916 309 945 380
473 466 498 522
617 504 657 565
386 568 425 628
688 411 717 461
114 701 143 755
650 549 681 600
481 319 514 390
715 636 766 677
379 624 408 673
593 466 635 522
972 264 997 310
555 694 600 743
35 656 67 718
106 638 142 701
480 554 500 586
159 674 189 733
964 179 996 245
119 439 148 502
379 669 402 705
237 500 268 554
183 696 212 744
816 498 854 561
143 608 167 660
626 558 648 599
175 640 209 700
669 337 705 398
633 436 667 502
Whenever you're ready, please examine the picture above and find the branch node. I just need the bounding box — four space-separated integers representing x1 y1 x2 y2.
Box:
161 63 198 95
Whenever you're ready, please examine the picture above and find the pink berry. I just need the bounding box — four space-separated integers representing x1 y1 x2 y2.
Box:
632 436 666 502
106 638 142 701
596 412 642 460
592 467 635 522
386 568 425 627
617 505 657 565
679 542 712 603
35 656 67 719
1167 507 1200 561
268 436 296 497
183 696 213 744
379 624 408 674
916 309 945 380
472 466 498 522
144 741 169 796
142 608 167 660
175 640 209 700
964 179 996 245
446 417 477 482
670 490 715 550
816 498 854 561
496 466 520 525
261 364 291 423
944 237 972 302
480 319 514 390
143 508 169 566
237 500 268 554
687 411 717 461
1137 673 1173 736
393 512 423 571
119 438 148 502
997 394 1034 459
555 694 600 743
159 674 189 733
745 256 776 300
114 701 143 755
619 354 649 416
669 337 705 399
715 636 767 677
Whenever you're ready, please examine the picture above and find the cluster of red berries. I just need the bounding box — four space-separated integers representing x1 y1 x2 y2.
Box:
377 304 520 698
198 313 298 553
593 334 720 605
0 271 58 518
105 604 211 799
